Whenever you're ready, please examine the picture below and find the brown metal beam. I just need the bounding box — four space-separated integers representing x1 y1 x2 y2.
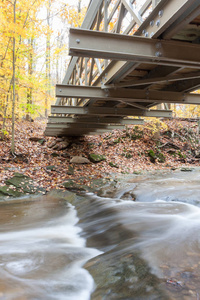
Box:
162 78 200 93
47 123 125 130
136 0 200 39
44 129 109 136
69 28 200 69
61 0 104 85
56 84 200 104
51 106 172 118
48 116 144 125
109 71 200 88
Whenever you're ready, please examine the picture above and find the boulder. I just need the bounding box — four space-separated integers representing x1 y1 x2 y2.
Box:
51 152 59 157
5 173 46 195
48 140 57 148
56 141 70 151
89 153 106 163
70 156 90 164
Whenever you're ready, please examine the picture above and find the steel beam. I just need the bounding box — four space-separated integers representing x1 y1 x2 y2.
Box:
136 0 200 39
110 71 200 88
44 129 109 136
69 28 200 69
48 116 144 125
62 0 104 85
47 123 125 130
162 78 200 93
51 106 172 118
56 84 200 104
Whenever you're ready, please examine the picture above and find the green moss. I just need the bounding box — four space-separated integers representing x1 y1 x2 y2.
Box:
114 138 121 144
157 152 165 163
89 153 106 163
109 162 119 168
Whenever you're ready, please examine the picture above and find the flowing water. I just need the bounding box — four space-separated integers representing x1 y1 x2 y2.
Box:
1 169 200 299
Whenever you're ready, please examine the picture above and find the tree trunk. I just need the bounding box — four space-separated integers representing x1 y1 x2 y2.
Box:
26 38 33 121
45 0 51 118
11 0 16 154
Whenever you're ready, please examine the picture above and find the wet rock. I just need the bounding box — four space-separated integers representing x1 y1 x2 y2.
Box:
0 186 23 198
5 173 46 196
89 153 106 163
85 247 169 300
180 271 195 279
120 191 136 201
181 167 194 172
62 179 92 193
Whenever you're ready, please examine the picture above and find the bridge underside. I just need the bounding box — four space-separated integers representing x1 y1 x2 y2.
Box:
45 0 200 136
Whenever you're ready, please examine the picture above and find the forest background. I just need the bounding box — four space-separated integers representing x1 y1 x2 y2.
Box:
1 0 200 193
0 0 200 151
0 0 90 149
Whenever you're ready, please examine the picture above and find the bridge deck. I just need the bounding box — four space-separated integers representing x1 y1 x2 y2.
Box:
45 0 200 137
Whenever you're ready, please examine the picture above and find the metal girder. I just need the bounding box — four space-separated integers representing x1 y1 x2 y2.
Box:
47 123 125 130
69 28 200 69
56 84 200 104
51 106 172 118
162 78 200 93
111 71 200 88
61 0 104 85
93 0 198 88
48 116 144 125
121 0 143 26
44 129 110 136
136 0 200 39
161 1 200 40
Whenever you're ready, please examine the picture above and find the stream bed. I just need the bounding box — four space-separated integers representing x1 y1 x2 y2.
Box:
1 169 200 299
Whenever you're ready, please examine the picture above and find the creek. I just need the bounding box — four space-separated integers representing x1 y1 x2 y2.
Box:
1 169 200 299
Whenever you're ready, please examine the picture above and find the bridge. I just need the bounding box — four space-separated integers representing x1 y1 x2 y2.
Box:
45 0 200 137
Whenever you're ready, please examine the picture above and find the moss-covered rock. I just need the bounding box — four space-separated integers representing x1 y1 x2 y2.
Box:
148 150 165 163
181 167 194 172
157 152 166 163
46 165 56 171
67 165 74 175
148 150 156 163
62 179 92 193
109 162 119 168
89 153 106 163
5 173 46 195
0 186 23 198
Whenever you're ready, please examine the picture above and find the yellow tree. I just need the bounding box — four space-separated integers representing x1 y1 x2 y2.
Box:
0 0 47 143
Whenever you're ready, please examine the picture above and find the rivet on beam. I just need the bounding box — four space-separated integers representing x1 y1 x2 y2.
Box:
155 42 162 49
155 51 162 57
156 20 160 27
158 10 163 17
76 39 80 43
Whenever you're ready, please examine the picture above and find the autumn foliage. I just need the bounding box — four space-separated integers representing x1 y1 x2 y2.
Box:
0 119 200 192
